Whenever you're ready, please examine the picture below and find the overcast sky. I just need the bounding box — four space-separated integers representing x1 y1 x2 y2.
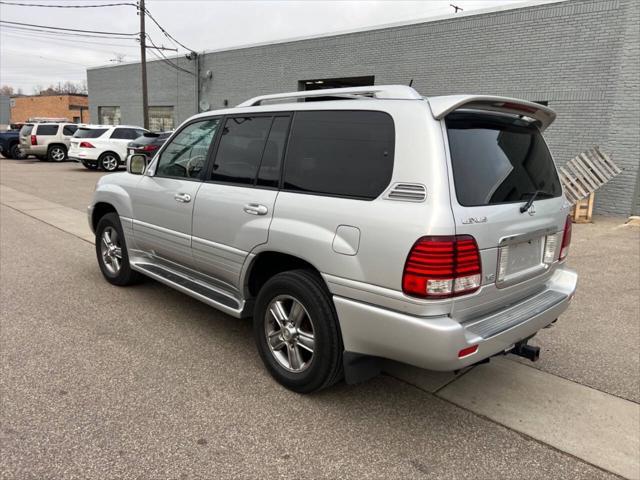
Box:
0 0 533 93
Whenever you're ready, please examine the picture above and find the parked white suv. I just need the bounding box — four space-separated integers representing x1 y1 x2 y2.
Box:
19 122 79 161
69 125 147 171
89 86 577 393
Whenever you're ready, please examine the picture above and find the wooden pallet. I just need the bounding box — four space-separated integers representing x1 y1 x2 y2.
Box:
571 192 595 223
558 146 621 205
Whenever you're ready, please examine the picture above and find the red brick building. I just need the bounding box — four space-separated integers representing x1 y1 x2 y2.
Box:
11 94 90 123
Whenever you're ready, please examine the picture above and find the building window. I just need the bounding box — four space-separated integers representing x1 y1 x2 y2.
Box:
149 106 174 132
98 106 121 125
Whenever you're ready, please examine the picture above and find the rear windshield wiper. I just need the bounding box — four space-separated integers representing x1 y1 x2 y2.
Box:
520 190 555 213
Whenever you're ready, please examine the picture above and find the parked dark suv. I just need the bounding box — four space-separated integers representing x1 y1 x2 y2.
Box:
127 132 172 161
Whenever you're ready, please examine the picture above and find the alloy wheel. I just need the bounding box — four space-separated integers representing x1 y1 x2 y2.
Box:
100 226 123 275
102 155 118 171
51 147 65 162
264 295 316 372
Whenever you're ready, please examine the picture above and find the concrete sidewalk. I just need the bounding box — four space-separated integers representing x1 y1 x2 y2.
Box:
1 183 638 479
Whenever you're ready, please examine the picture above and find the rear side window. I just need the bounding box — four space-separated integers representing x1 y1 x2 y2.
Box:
20 125 33 136
111 128 141 140
211 116 272 185
445 112 562 206
74 128 107 139
283 111 395 199
36 124 58 136
257 116 290 188
63 124 78 136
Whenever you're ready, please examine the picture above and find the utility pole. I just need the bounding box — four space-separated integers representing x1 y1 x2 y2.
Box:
139 0 149 129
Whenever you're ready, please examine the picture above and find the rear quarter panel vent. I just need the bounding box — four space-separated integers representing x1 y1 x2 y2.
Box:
385 183 427 202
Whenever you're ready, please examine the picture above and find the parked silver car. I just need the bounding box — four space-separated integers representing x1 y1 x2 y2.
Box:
19 122 79 161
89 85 577 393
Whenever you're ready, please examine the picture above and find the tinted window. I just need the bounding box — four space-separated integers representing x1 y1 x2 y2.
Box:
63 124 78 136
445 112 562 206
36 124 58 136
156 119 220 179
283 111 395 199
211 116 272 185
74 128 107 139
257 116 290 188
111 128 141 140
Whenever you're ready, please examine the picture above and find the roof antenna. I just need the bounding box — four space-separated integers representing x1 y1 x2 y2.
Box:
408 78 414 87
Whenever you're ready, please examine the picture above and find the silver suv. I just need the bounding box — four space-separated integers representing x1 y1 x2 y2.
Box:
19 122 78 161
89 86 577 393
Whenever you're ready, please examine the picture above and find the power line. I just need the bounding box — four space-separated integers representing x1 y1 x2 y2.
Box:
142 6 195 53
0 1 136 7
0 24 139 40
146 35 194 76
0 20 138 36
0 29 141 50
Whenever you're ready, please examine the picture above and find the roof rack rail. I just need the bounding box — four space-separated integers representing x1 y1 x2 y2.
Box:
237 85 422 107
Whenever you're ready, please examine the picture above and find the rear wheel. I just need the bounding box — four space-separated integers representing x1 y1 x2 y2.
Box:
48 145 67 162
99 152 120 172
253 269 343 393
95 213 142 286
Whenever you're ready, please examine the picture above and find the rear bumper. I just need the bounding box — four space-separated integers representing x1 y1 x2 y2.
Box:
333 266 577 371
21 145 46 156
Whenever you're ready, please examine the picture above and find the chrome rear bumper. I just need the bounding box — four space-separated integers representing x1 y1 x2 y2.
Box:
333 266 577 371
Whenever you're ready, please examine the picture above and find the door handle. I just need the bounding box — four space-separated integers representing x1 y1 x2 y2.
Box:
174 193 192 203
243 203 268 215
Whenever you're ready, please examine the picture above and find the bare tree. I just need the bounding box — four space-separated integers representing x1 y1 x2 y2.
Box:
0 85 14 96
32 81 88 96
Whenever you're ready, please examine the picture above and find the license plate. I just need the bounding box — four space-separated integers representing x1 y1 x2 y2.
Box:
498 237 544 281
129 149 134 155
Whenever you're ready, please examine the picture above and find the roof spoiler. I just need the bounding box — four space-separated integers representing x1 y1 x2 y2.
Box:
428 95 556 131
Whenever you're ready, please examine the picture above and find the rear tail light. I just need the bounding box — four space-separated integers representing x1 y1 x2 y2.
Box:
141 144 158 152
79 141 94 148
402 235 482 299
559 215 572 260
30 135 37 145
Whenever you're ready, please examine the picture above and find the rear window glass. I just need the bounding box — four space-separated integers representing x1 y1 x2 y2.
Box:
63 124 78 136
74 128 107 139
445 112 562 206
283 111 394 199
36 124 58 136
20 125 33 136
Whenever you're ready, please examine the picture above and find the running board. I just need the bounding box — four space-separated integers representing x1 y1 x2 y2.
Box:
131 262 245 318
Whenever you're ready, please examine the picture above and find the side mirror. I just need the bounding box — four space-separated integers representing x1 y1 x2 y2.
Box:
127 154 148 175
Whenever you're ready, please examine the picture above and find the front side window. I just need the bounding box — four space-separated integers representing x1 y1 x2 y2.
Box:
210 116 272 185
36 124 59 136
283 111 395 199
156 118 220 179
445 112 562 206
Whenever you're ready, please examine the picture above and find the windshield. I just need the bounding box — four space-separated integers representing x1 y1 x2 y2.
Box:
73 128 107 139
445 112 562 207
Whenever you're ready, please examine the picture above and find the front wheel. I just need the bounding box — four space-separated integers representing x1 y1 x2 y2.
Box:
9 144 25 159
99 153 120 172
95 213 142 286
253 270 343 393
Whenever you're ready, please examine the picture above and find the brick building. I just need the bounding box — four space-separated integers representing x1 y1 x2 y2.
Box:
87 0 640 216
10 94 90 124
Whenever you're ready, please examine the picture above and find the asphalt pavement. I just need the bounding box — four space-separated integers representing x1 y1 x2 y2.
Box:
1 157 638 479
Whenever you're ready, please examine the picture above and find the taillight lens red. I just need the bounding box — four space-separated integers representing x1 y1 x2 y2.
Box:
30 134 37 145
402 235 482 298
141 144 158 152
79 141 94 148
560 215 572 261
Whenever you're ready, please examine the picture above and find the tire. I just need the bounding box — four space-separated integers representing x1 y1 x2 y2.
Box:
99 152 120 172
95 212 143 286
9 144 25 160
253 269 343 393
48 145 67 162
